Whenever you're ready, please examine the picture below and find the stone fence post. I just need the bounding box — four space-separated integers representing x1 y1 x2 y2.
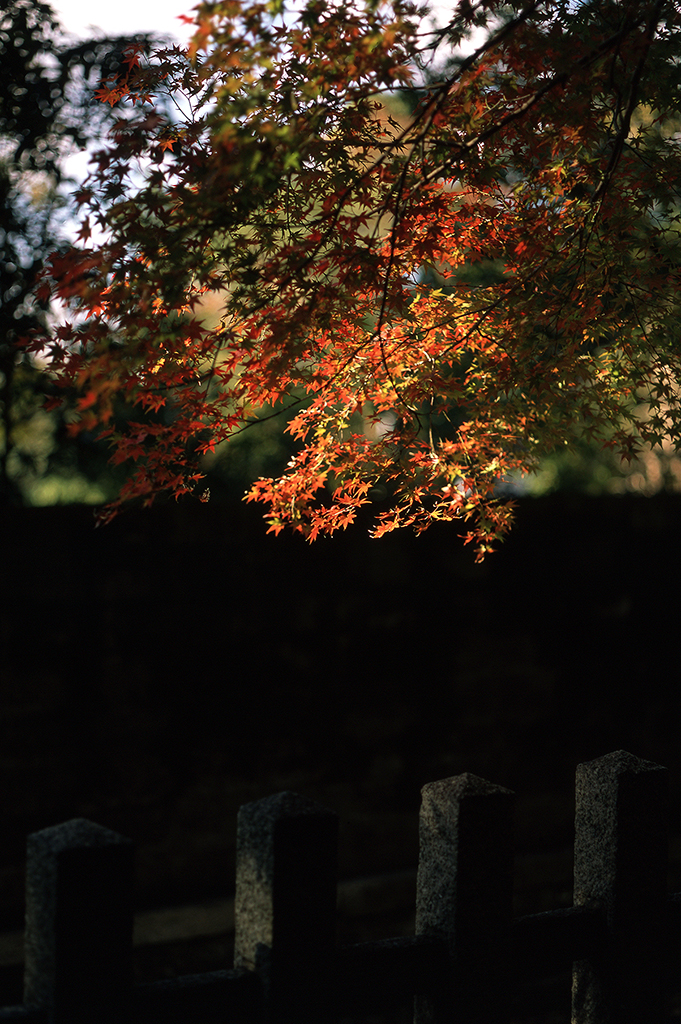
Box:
233 791 338 1024
23 818 134 1024
572 750 668 1024
414 772 514 1024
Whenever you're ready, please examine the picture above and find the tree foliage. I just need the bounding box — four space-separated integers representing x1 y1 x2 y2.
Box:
31 0 681 556
0 0 161 503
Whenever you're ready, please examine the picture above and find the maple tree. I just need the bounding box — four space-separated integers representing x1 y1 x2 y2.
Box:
30 0 681 556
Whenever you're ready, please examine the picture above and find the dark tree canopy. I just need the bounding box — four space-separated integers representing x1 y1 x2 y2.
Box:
0 0 163 502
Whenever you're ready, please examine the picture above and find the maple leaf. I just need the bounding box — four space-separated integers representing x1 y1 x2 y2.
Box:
94 83 127 107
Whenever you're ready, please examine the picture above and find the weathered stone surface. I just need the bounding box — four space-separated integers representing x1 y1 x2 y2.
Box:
415 773 514 1024
24 818 134 1023
234 791 338 1023
572 751 668 1024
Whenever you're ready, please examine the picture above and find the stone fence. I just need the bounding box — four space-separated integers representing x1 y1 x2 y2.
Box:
0 750 677 1023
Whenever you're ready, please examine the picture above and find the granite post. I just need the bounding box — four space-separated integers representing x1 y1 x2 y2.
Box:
414 772 514 1024
234 791 338 1023
572 750 668 1024
23 818 134 1024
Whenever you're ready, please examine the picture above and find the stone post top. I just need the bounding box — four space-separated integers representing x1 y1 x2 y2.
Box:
421 773 514 801
577 750 667 776
239 791 337 821
28 819 131 851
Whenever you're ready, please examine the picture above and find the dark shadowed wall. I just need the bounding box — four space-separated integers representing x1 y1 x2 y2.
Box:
2 494 681 953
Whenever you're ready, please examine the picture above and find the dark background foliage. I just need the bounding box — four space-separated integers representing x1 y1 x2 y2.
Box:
2 493 680 955
0 0 162 504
